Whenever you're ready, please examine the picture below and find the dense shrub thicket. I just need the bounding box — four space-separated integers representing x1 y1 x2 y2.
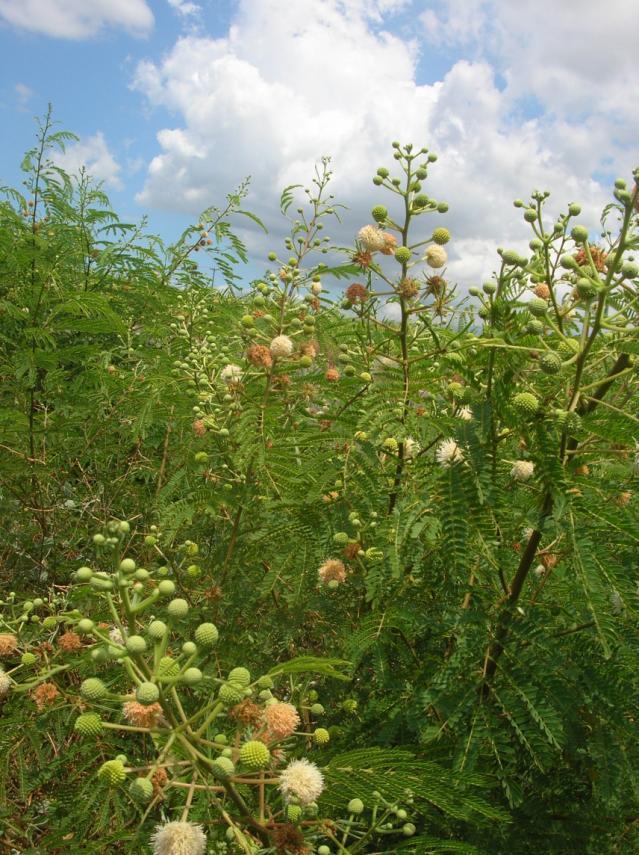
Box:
1 112 639 854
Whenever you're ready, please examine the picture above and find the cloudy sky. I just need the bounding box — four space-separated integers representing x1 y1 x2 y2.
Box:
1 0 638 286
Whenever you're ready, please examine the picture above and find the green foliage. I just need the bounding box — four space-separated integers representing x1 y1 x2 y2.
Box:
1 119 639 853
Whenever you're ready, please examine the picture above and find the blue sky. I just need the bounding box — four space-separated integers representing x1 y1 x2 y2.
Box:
1 0 637 285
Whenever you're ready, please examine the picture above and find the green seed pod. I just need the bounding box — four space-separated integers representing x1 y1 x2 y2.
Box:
136 682 160 705
194 623 219 647
74 712 103 737
239 740 270 770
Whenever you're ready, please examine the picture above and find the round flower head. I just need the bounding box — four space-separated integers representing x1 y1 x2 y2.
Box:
0 633 18 657
345 283 368 303
403 437 419 459
263 701 301 740
192 418 206 437
0 669 12 699
270 335 294 359
32 682 59 710
278 758 324 805
511 460 535 482
247 344 273 368
357 225 387 253
533 283 551 299
325 368 340 382
318 559 347 585
435 438 465 467
109 626 124 646
380 232 398 255
123 701 164 728
220 363 242 383
424 245 448 268
58 630 83 652
150 821 207 855
456 406 473 421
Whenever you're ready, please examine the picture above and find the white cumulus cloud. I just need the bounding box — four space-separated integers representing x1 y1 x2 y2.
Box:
130 0 638 288
0 0 154 39
54 132 123 189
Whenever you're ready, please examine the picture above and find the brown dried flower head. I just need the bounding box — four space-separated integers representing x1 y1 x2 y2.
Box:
574 245 607 272
325 368 340 382
353 249 373 269
57 631 83 653
398 277 420 299
192 419 206 437
380 232 398 255
32 682 59 710
123 701 163 728
345 283 368 303
247 344 273 368
343 541 361 561
318 559 347 584
426 275 446 295
229 699 263 727
533 283 551 299
0 634 18 657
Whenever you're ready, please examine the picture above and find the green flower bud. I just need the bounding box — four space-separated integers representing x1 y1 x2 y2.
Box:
98 760 126 787
148 620 168 641
125 635 147 655
568 203 581 216
21 652 37 667
528 297 548 317
119 558 136 573
348 798 365 815
211 756 235 780
76 566 93 582
182 667 203 686
219 683 244 705
310 703 325 715
313 728 330 745
287 804 302 823
571 225 589 243
394 246 411 264
523 208 537 223
228 667 251 687
432 227 450 245
157 580 176 597
130 777 153 803
74 712 103 737
77 619 95 635
622 261 639 279
412 194 429 209
333 532 349 545
371 204 388 222
239 740 270 770
539 352 562 375
512 392 539 415
167 598 189 619
136 682 160 705
240 314 255 327
257 675 274 689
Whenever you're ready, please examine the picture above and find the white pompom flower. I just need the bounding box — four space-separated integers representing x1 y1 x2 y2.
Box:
357 225 387 253
511 460 535 482
456 406 473 421
0 670 11 699
278 758 324 805
270 335 294 359
424 245 448 268
435 438 464 468
150 821 206 855
220 363 242 383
